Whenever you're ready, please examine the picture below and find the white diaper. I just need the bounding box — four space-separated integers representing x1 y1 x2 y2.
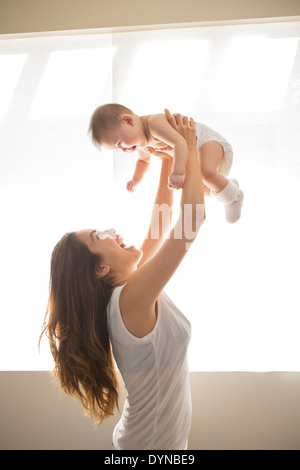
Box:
196 122 233 177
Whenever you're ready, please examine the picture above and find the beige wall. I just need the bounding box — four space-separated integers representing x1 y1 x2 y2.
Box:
1 371 300 450
0 0 300 34
0 0 300 451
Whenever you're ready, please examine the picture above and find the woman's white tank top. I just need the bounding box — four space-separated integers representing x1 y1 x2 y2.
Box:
107 285 192 450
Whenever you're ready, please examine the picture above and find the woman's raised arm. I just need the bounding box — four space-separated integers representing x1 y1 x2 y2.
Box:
138 156 173 267
120 112 205 337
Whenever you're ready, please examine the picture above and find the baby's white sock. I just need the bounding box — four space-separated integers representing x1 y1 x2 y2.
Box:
212 179 244 223
212 179 239 204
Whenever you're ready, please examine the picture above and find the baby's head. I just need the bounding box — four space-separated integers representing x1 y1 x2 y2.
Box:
89 103 147 152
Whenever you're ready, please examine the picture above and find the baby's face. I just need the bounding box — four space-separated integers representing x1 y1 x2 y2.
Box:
102 116 148 153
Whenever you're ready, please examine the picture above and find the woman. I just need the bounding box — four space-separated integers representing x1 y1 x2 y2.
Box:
40 111 205 450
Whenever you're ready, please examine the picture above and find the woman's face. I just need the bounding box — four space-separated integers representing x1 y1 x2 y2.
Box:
76 228 142 284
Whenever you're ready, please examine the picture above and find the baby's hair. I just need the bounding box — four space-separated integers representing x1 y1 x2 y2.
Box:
88 103 134 147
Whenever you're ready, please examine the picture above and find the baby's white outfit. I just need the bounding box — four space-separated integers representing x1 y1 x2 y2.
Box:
196 122 244 223
107 286 192 450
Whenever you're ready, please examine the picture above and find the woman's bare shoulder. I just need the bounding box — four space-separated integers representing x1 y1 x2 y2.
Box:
119 282 157 338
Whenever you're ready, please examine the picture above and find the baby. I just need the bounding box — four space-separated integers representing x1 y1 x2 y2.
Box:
89 103 244 223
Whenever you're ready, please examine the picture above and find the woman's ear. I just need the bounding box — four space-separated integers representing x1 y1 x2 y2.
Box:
95 264 110 279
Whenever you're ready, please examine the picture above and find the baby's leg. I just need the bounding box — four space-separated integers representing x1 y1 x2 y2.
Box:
199 141 243 223
199 141 228 193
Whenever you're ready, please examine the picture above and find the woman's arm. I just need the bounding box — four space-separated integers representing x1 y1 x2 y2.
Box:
138 155 173 267
148 114 188 189
120 112 205 337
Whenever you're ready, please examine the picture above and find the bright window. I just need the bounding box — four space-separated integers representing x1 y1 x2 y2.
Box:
0 21 299 371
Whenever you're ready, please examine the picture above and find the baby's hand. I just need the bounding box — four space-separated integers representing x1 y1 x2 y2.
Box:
168 173 184 190
126 179 139 192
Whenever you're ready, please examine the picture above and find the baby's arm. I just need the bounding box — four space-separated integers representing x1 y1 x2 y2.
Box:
126 151 150 192
148 114 188 189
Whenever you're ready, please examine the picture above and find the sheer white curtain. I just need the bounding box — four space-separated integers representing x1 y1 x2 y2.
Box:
0 21 299 371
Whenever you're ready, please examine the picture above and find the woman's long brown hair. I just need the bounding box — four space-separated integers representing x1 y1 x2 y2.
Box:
39 232 119 424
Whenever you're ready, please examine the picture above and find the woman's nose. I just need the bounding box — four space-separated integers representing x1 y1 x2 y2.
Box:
107 228 116 238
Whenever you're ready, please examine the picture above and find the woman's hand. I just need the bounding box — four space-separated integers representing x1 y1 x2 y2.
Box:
164 109 197 148
145 146 172 160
